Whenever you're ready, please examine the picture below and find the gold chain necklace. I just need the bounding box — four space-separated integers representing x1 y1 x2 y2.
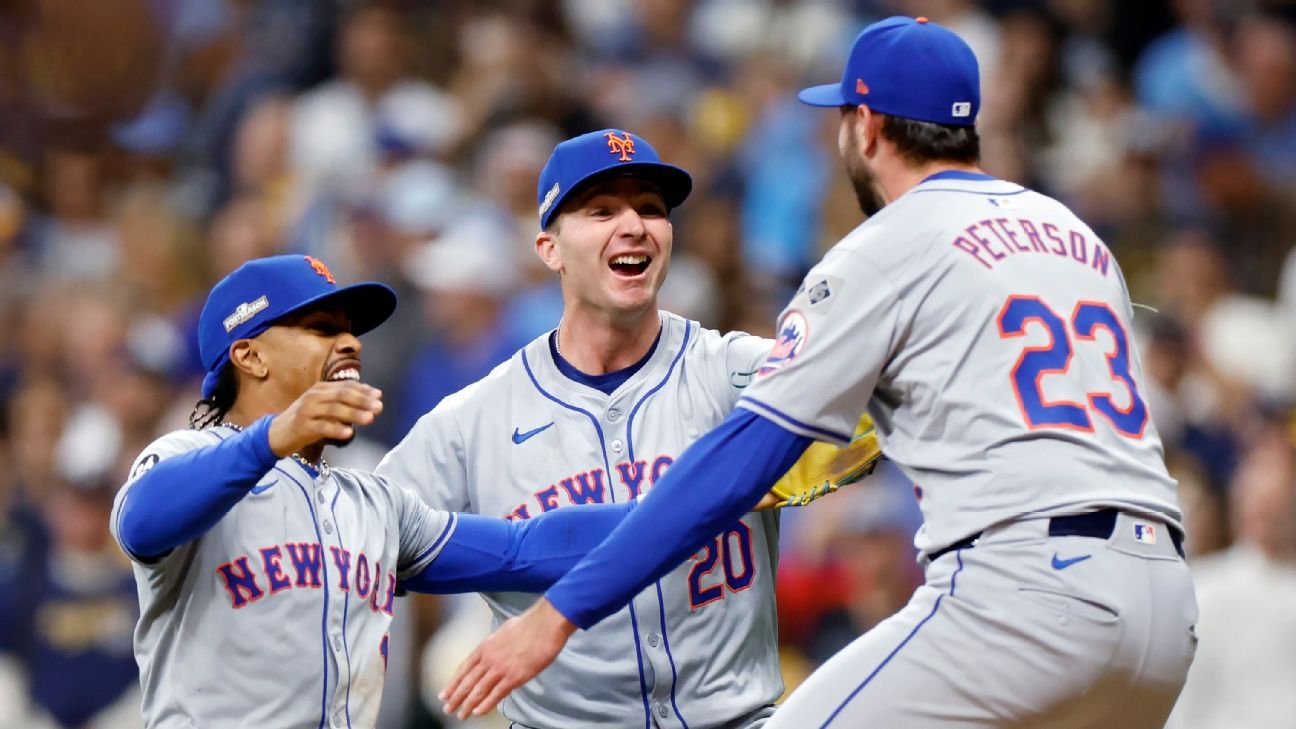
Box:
219 421 330 476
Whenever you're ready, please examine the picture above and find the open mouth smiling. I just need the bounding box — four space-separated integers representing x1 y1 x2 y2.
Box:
609 254 651 277
326 363 361 382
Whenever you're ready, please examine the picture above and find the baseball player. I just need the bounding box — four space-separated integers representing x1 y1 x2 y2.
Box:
378 129 784 728
442 17 1199 729
109 254 645 729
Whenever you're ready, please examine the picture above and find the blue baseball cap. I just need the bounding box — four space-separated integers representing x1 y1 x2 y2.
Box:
197 255 397 398
798 16 980 127
536 129 692 230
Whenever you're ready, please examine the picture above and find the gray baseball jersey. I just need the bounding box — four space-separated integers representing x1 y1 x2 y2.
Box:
739 172 1181 556
109 425 456 729
378 311 781 729
737 172 1195 727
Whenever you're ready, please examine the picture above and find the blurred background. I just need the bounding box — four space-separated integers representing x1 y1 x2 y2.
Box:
0 0 1294 727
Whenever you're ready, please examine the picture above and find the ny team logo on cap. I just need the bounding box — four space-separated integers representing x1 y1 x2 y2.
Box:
306 255 336 284
605 132 636 161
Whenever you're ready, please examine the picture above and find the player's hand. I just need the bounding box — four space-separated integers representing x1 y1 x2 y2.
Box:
267 381 383 457
440 598 576 720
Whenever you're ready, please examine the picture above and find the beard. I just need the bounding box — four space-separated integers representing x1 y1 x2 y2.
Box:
845 154 886 217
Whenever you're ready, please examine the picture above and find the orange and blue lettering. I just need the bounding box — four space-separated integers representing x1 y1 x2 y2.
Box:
330 547 352 592
285 542 324 588
380 571 397 616
616 460 647 500
559 470 606 504
260 546 292 594
535 485 561 513
650 455 674 484
369 561 383 611
217 557 264 608
356 554 372 598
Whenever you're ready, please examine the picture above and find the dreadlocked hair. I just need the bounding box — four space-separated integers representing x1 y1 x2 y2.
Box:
189 366 239 430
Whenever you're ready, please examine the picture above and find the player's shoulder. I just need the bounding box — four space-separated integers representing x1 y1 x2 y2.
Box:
682 315 769 355
126 426 233 481
829 175 1062 269
664 311 772 389
332 465 390 493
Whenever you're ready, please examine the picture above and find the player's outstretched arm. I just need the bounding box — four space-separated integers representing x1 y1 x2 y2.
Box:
115 417 280 561
399 501 636 594
440 408 811 719
114 381 382 561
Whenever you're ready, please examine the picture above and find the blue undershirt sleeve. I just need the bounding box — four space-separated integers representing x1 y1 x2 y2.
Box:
116 417 280 561
400 502 636 594
544 409 812 629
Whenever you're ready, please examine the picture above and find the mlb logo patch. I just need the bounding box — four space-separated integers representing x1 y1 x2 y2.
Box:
1133 523 1157 545
951 101 972 118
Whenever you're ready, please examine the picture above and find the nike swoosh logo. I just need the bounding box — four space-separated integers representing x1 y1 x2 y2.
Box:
1051 553 1092 570
250 482 274 495
512 422 554 445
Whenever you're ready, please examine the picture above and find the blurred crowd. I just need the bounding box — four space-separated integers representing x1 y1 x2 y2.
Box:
1 0 1295 727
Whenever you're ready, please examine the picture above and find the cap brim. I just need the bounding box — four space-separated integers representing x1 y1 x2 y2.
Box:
544 161 694 228
283 282 398 337
798 83 848 107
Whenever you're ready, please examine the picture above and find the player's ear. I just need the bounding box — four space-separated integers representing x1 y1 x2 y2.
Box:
535 229 563 274
860 106 882 157
228 339 270 382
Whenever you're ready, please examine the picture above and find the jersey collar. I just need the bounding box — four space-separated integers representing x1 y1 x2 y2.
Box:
920 169 997 184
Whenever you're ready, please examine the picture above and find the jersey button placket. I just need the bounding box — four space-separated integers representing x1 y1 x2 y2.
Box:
320 475 348 717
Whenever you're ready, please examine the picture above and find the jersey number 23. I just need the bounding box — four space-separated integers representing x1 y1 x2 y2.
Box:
997 295 1148 438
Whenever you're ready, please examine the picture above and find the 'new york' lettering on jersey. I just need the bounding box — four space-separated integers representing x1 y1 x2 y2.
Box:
739 173 1180 557
110 426 455 729
379 312 780 729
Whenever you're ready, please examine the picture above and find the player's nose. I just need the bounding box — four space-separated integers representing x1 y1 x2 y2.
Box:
615 207 646 240
336 331 361 356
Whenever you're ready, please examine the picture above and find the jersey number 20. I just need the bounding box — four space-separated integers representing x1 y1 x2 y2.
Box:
997 295 1148 438
688 522 755 609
